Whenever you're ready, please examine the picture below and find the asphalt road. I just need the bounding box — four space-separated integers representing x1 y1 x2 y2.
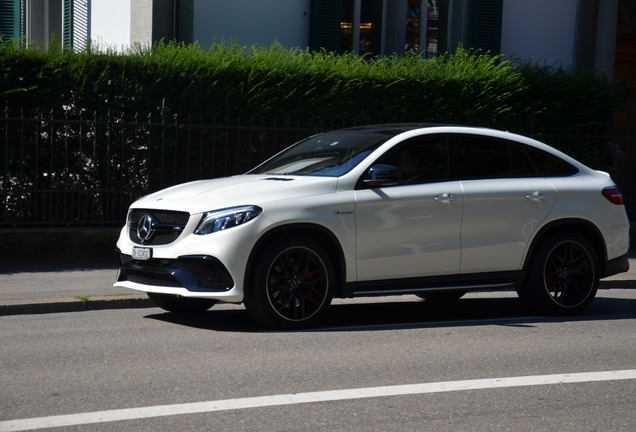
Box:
1 290 635 432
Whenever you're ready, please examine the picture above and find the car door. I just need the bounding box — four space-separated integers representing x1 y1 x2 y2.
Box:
453 135 557 274
354 135 463 281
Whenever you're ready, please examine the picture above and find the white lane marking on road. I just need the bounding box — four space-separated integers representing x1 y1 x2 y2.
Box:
2 369 635 431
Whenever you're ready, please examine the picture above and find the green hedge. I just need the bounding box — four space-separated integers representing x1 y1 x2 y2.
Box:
0 39 619 133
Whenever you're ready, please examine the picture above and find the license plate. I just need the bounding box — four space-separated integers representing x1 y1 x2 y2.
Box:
132 247 152 260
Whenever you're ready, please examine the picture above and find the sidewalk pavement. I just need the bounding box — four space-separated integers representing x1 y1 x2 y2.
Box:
1 258 636 316
0 264 154 315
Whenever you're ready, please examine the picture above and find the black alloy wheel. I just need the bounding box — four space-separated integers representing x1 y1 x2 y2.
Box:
518 232 599 315
245 237 334 330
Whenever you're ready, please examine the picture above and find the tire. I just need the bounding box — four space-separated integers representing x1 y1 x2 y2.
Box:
416 291 467 302
147 292 217 314
244 237 335 330
517 232 599 316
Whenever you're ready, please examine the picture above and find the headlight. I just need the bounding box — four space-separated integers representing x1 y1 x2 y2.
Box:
194 205 262 235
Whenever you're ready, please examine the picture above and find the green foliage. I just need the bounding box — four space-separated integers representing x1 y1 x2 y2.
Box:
0 39 619 132
514 59 619 132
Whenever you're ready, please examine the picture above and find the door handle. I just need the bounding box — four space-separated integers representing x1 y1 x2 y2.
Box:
435 193 457 203
525 192 546 201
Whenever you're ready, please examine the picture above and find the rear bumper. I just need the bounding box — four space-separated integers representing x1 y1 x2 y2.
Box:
604 251 630 278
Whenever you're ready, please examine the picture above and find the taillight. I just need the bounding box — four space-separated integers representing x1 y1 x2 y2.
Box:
602 187 624 205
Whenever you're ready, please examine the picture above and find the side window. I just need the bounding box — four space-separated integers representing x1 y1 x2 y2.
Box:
510 143 538 176
525 146 579 176
452 135 511 179
383 136 450 184
451 135 579 180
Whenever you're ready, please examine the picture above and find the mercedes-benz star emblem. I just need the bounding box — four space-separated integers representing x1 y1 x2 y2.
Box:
137 215 155 242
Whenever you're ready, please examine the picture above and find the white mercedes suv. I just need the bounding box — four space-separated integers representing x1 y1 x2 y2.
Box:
114 125 630 329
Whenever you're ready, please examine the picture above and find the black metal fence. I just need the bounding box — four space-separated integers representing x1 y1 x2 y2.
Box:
2 107 635 227
1 108 369 227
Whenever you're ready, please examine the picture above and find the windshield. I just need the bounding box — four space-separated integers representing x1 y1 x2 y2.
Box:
248 129 396 177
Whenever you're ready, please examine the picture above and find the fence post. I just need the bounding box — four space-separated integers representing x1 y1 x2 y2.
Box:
147 111 153 190
160 103 168 189
47 109 54 226
2 108 8 224
173 113 179 185
91 111 98 221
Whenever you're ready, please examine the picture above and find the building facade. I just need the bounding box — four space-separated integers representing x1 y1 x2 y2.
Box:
126 1 633 77
3 1 634 75
0 0 90 50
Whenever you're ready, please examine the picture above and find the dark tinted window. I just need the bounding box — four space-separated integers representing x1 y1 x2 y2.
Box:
510 143 538 176
362 132 578 187
452 136 511 179
381 136 450 184
524 146 579 176
451 135 579 180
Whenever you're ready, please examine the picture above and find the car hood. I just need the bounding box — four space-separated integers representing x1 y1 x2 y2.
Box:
131 175 339 214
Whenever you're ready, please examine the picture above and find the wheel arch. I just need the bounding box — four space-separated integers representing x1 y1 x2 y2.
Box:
524 218 607 274
244 223 347 299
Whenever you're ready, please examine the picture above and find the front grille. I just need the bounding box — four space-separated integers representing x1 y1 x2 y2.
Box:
142 232 183 245
128 209 190 246
117 253 234 292
152 211 190 225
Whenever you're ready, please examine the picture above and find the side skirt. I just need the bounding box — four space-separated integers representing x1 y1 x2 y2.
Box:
341 271 525 298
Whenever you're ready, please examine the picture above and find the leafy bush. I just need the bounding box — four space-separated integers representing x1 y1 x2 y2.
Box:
0 39 619 133
514 60 618 132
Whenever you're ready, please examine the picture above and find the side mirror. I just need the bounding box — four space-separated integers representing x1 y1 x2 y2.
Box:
363 164 402 187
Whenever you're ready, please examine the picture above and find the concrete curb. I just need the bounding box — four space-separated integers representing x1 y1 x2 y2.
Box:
599 279 636 289
0 294 155 316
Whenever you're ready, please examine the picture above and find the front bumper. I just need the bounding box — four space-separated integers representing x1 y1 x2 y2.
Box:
115 252 239 299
